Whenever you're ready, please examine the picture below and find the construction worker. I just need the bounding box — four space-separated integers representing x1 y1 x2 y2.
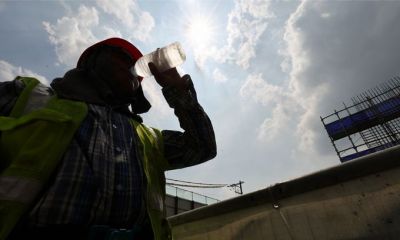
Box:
0 38 216 240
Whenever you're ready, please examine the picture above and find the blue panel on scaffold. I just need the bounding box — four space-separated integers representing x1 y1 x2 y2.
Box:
325 96 400 140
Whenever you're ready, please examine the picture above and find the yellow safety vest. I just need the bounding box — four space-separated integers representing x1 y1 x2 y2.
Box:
0 77 171 240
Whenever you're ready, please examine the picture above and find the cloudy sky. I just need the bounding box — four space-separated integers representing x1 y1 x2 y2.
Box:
1 0 400 200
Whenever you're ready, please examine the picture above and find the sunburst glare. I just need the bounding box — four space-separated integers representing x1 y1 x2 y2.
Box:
185 14 216 49
186 15 215 47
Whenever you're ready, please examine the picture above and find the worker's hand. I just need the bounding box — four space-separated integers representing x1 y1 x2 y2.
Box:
148 62 188 92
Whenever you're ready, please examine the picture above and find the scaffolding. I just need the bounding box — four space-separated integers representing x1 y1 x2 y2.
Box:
321 76 400 162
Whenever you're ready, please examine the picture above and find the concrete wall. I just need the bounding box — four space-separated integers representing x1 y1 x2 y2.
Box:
168 146 400 239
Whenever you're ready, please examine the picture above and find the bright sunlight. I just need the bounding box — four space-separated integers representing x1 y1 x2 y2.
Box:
186 14 216 48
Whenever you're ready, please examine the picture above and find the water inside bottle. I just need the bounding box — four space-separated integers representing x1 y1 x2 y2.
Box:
133 42 186 78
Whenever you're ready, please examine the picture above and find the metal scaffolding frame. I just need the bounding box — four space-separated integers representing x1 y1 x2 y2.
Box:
321 76 400 162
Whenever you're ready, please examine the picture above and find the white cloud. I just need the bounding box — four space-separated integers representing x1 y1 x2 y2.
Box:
131 11 155 42
281 1 400 157
240 73 286 106
95 0 154 42
321 12 330 19
212 68 228 83
101 26 123 39
241 1 400 158
257 104 291 141
42 5 100 67
225 0 273 69
235 40 256 69
0 60 48 85
240 73 302 142
95 0 135 25
196 0 274 69
43 1 155 68
238 0 273 19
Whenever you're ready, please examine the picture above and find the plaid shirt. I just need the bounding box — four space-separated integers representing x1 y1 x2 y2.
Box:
0 77 216 228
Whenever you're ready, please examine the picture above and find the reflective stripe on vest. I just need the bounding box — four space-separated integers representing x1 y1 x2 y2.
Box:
132 121 171 240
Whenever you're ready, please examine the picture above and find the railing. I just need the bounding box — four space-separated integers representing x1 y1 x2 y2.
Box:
166 185 219 205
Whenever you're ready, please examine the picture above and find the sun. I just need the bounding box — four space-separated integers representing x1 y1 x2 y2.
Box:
186 14 215 48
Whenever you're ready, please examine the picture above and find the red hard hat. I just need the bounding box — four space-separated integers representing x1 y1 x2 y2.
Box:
77 38 143 80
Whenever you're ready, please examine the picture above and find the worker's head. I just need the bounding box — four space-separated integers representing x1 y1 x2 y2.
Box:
78 38 143 68
51 38 151 114
77 38 144 104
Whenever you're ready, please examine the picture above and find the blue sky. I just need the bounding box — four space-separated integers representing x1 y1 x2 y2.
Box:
1 0 400 200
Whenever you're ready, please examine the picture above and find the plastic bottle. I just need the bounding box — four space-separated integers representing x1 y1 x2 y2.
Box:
133 42 186 78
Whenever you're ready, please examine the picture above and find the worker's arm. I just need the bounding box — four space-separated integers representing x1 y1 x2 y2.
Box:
149 64 217 170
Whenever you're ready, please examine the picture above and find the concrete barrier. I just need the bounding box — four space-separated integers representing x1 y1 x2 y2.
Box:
168 146 400 239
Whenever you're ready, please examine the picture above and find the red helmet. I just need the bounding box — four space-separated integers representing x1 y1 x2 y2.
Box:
77 37 143 80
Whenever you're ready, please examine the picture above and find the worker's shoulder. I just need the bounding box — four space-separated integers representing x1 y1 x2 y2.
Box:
0 77 26 115
0 76 25 93
0 76 52 116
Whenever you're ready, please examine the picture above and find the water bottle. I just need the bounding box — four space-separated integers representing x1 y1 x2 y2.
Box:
133 42 186 78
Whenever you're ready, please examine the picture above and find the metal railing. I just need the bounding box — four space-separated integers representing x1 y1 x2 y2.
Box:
166 185 219 205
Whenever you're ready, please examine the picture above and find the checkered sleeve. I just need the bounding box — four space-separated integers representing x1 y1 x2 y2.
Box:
161 75 217 170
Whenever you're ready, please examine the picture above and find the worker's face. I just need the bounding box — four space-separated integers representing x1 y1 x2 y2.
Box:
93 48 140 102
